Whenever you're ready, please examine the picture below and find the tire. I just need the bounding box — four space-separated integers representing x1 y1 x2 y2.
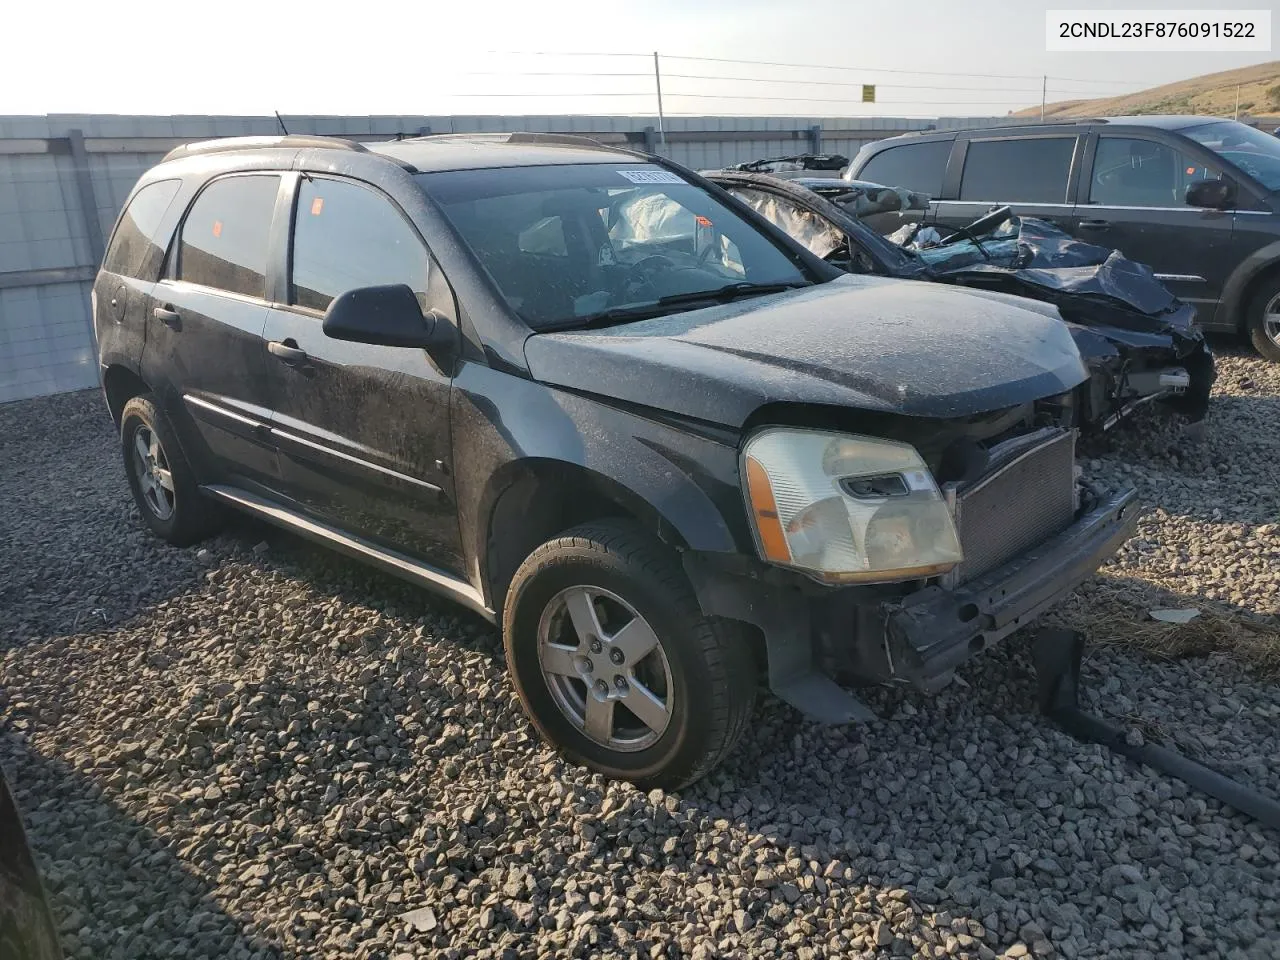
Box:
120 394 222 546
1245 274 1280 364
502 520 756 789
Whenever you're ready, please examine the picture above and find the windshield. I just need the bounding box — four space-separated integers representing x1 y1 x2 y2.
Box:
1180 120 1280 192
419 163 812 330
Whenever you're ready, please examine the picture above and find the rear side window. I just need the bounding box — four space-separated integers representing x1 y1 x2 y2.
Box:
103 179 181 279
857 141 951 197
291 177 429 312
1089 137 1221 207
959 137 1077 203
177 175 280 298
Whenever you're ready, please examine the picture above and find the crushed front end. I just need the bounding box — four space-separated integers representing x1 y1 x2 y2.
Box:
684 403 1139 721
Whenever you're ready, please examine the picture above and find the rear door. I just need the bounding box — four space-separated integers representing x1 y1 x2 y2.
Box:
144 173 283 489
261 173 463 573
932 133 1082 236
1075 131 1236 316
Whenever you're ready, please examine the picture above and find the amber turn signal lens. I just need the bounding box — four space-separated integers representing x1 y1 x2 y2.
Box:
745 455 791 563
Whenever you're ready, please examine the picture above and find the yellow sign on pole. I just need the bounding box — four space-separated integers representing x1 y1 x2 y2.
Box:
862 84 876 103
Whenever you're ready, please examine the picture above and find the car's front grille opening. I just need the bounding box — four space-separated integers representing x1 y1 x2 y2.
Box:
947 428 1077 585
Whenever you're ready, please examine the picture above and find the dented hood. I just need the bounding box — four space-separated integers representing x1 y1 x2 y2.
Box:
524 275 1087 428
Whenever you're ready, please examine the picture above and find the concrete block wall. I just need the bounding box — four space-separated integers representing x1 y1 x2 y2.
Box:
0 111 1017 404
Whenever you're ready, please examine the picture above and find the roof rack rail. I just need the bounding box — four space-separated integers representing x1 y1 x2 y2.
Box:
402 131 611 149
162 135 369 164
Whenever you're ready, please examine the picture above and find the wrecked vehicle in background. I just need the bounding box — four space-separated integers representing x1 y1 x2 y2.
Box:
721 153 850 178
708 171 1215 432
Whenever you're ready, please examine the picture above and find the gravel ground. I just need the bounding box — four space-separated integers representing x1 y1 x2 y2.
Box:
1 350 1278 960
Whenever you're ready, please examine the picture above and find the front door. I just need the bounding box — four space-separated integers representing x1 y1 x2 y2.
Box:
262 174 463 573
143 173 282 490
1075 133 1236 319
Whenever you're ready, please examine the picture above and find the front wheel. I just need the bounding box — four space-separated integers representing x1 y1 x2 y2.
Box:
1246 276 1280 363
502 521 756 789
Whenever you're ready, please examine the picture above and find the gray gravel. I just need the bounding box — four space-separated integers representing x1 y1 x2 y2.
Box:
2 349 1278 960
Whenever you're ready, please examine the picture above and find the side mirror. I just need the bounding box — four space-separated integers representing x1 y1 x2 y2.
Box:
1185 179 1234 210
322 284 452 349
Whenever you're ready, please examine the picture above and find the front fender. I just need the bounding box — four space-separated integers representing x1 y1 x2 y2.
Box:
450 363 750 606
1216 240 1280 328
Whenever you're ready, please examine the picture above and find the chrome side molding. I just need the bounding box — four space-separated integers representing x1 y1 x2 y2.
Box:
202 484 495 622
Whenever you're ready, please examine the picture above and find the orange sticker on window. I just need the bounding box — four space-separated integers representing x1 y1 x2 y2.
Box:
1186 166 1197 175
311 197 324 216
695 215 712 227
212 220 222 238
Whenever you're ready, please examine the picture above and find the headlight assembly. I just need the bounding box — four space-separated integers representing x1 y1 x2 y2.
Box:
741 427 963 584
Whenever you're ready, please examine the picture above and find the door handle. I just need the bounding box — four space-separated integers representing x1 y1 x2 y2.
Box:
1078 219 1110 231
153 305 181 327
268 339 311 366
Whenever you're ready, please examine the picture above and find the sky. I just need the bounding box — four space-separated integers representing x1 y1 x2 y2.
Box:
2 0 1274 118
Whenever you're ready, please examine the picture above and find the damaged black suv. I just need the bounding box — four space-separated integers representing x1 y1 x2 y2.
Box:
94 133 1138 788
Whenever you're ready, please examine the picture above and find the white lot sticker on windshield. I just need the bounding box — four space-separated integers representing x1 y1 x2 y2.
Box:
617 169 685 184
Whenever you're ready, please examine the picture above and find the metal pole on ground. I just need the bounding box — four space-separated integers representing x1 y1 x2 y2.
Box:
653 51 667 152
1041 75 1046 121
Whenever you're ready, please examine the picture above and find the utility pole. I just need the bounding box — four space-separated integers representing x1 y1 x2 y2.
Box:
653 51 667 152
1234 83 1241 119
1041 75 1047 121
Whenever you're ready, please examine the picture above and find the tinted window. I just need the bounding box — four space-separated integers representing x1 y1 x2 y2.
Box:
291 178 429 312
421 163 809 332
178 175 279 298
103 179 180 279
1090 137 1222 207
960 137 1076 203
857 141 950 197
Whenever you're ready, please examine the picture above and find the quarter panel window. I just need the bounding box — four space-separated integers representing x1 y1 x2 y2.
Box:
857 141 951 197
177 175 279 298
959 137 1076 203
1089 137 1221 207
291 178 429 312
103 179 181 279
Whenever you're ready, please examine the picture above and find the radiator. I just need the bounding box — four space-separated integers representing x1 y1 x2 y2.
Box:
948 428 1078 585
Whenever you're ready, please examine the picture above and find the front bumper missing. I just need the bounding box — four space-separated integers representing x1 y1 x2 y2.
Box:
884 485 1139 687
686 486 1139 723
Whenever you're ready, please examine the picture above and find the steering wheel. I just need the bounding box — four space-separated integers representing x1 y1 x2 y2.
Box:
629 254 675 277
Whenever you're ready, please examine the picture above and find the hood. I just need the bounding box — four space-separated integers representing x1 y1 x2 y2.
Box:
524 275 1087 428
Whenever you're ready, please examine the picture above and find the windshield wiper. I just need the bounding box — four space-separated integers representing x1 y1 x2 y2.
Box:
541 281 812 332
655 280 811 307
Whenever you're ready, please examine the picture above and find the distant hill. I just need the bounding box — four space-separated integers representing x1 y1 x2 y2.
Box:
1014 61 1280 124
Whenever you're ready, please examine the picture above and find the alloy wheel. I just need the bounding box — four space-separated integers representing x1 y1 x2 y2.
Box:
132 425 175 520
536 585 673 751
1265 292 1280 348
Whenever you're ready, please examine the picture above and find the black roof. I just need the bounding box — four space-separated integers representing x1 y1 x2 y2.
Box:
875 114 1229 145
157 132 643 174
368 133 640 172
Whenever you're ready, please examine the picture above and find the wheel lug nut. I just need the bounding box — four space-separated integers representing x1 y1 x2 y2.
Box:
589 639 602 654
614 676 628 691
595 680 609 696
609 649 624 665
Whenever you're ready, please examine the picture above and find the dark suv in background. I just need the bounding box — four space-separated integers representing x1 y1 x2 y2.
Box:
94 133 1137 787
848 116 1280 360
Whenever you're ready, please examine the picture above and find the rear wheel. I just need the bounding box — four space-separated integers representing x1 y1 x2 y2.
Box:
502 521 756 789
120 395 222 546
1246 276 1280 363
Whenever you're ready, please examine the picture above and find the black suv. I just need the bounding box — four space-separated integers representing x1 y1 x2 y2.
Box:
94 133 1137 787
848 116 1280 360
